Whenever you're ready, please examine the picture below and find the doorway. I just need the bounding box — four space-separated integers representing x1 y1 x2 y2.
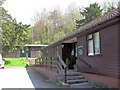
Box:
20 47 30 57
62 42 77 69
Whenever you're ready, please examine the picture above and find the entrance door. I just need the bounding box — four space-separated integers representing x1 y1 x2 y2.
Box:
20 48 30 57
62 42 77 69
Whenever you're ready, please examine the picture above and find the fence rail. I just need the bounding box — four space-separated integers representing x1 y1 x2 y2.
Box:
35 54 68 83
35 57 57 69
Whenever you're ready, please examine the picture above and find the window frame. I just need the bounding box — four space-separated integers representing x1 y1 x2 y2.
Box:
87 31 101 56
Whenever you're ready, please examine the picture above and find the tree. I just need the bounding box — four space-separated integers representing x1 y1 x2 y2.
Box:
103 1 116 15
54 31 66 41
76 2 103 28
1 6 31 55
63 2 83 33
32 3 83 44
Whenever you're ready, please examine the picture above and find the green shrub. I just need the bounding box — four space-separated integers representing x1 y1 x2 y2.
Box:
25 64 29 67
93 81 108 88
40 58 43 64
36 57 43 64
73 60 79 68
66 58 70 66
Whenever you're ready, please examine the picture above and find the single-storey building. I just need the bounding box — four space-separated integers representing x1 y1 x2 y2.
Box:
3 44 47 58
40 8 119 88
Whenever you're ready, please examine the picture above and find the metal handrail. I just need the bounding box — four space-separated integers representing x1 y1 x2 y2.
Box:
57 55 67 68
57 54 67 83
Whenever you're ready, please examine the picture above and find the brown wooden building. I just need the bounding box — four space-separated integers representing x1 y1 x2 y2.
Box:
41 8 119 85
3 44 47 58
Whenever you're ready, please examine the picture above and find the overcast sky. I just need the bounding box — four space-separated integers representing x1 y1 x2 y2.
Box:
2 0 118 26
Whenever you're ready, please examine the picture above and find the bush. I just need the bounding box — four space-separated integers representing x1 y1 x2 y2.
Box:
36 57 43 64
66 58 70 66
40 58 43 64
25 64 29 67
73 60 79 68
93 81 108 88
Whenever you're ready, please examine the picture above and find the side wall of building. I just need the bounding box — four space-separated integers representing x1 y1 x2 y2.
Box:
42 44 62 60
3 46 20 58
3 46 45 58
3 52 20 58
77 23 118 78
30 47 42 58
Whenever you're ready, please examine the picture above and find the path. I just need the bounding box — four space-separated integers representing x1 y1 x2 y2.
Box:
0 67 57 89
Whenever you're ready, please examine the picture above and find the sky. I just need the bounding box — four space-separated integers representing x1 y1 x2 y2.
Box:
2 0 119 26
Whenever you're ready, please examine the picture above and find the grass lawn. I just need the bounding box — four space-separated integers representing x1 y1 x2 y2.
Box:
4 58 29 67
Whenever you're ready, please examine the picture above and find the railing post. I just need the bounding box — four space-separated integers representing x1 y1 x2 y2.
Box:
36 59 38 65
65 67 67 83
46 57 47 68
35 59 36 65
42 58 44 67
40 58 41 67
57 57 59 73
39 58 40 65
37 59 38 65
38 59 39 65
51 57 52 69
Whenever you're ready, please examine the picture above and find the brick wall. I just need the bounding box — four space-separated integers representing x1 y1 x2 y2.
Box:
83 73 119 88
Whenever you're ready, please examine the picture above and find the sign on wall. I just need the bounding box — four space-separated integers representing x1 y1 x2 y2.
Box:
78 45 84 55
78 45 84 48
78 49 84 55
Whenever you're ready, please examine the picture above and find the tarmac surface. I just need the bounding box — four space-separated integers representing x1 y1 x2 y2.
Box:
0 67 58 89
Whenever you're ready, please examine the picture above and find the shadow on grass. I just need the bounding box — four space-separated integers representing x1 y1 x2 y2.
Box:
5 60 11 65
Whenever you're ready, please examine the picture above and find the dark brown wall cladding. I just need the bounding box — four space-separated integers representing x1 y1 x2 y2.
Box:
31 51 40 58
58 44 62 57
3 52 20 58
42 44 62 60
3 46 20 58
77 23 118 78
3 46 45 58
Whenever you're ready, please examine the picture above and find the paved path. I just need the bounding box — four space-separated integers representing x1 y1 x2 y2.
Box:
0 67 57 89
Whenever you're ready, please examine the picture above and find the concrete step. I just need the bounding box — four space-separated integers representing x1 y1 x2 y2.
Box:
70 82 94 88
67 71 82 76
67 76 84 80
67 79 88 84
57 76 64 81
57 75 85 81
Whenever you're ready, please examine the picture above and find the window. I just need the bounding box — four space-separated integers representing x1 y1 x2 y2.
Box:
87 32 100 56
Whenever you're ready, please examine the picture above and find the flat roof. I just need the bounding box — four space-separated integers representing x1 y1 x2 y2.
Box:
25 44 48 47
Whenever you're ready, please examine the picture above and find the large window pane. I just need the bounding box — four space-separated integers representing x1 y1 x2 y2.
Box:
94 32 100 55
87 34 92 40
88 40 94 55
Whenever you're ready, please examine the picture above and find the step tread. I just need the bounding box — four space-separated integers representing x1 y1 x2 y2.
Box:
70 82 94 88
67 72 82 76
67 79 88 84
67 76 84 80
